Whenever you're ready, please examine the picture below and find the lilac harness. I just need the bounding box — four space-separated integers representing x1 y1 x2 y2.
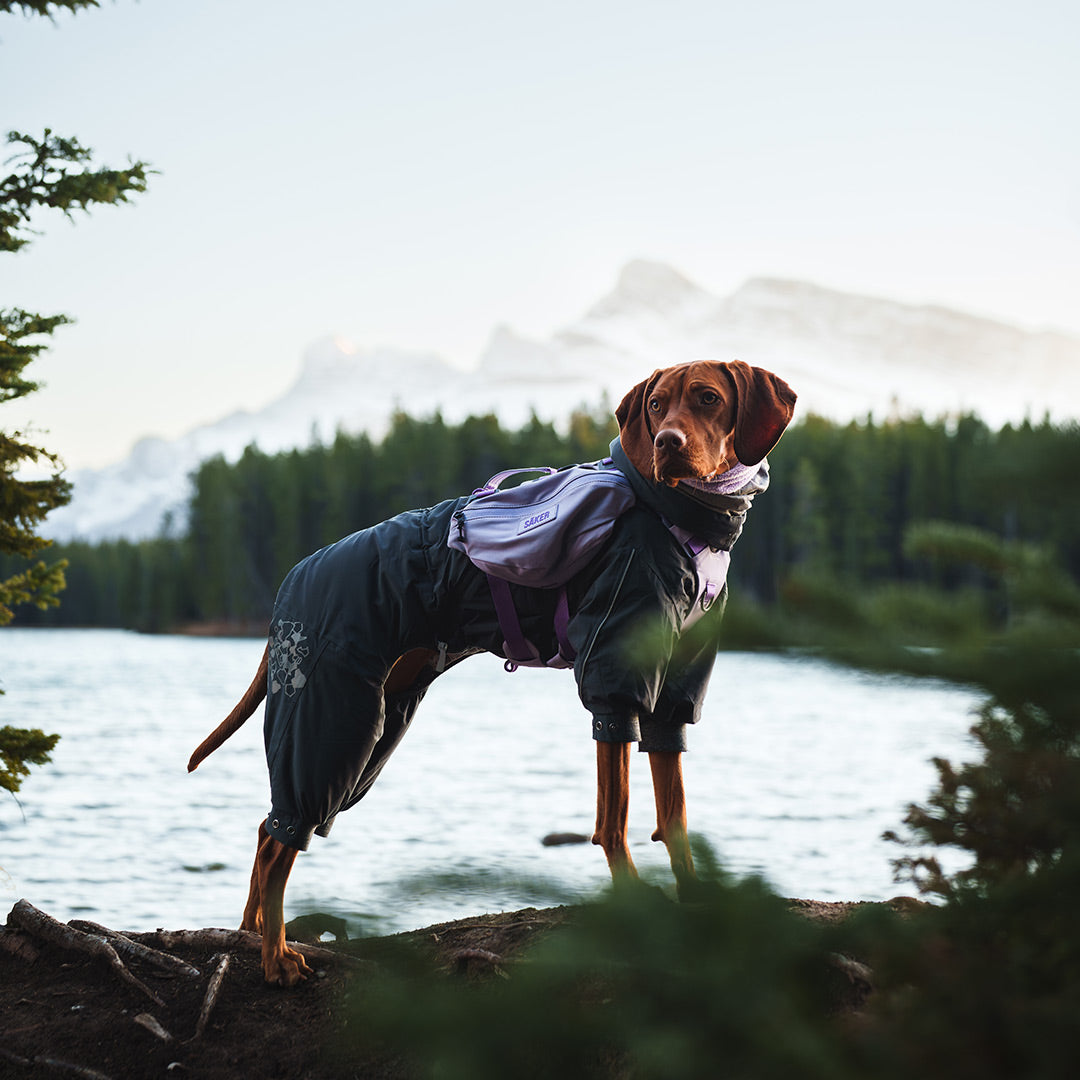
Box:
448 458 741 671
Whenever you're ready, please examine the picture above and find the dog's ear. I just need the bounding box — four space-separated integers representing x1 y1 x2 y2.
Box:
722 361 797 465
615 368 664 477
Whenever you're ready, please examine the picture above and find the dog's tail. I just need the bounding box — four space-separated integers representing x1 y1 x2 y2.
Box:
187 642 269 773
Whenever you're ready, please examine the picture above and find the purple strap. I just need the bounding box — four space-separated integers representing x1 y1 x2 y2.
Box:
665 520 726 613
486 575 538 666
472 457 615 497
474 466 556 497
553 589 574 660
486 574 576 672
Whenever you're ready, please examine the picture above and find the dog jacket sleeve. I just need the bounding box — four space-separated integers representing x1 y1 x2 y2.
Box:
567 503 726 753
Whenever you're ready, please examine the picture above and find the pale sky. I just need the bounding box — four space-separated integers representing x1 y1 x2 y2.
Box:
3 0 1077 469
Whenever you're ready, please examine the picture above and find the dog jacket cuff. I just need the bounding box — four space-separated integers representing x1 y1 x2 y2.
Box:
265 811 314 851
590 712 640 743
638 718 689 754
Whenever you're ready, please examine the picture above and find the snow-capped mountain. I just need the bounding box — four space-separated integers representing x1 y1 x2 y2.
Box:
44 260 1080 542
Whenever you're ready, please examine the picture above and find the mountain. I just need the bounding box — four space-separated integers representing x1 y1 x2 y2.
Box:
43 260 1080 542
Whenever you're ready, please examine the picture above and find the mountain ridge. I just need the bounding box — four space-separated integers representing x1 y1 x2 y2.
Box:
44 260 1080 542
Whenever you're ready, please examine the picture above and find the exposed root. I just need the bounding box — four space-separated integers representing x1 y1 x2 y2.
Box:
146 926 354 966
0 1044 115 1079
190 953 230 1041
8 901 165 1007
132 1013 174 1043
69 919 201 978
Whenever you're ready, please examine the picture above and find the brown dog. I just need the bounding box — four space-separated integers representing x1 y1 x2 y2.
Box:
189 361 795 986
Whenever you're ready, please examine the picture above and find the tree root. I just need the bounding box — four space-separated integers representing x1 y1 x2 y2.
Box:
452 947 508 978
132 1013 174 1043
3 900 356 1074
0 1044 115 1079
828 951 875 990
146 926 354 966
7 900 165 1007
190 952 230 1041
69 919 201 979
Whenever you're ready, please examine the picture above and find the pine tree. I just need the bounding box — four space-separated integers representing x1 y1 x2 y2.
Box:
1 4 151 793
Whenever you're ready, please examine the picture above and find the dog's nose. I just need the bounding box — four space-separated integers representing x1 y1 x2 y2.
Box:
654 428 686 453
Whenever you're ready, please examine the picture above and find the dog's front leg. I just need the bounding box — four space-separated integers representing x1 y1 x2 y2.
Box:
592 741 638 882
648 750 697 897
242 821 313 986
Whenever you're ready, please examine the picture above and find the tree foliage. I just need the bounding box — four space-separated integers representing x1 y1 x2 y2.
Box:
0 306 72 622
8 409 1080 639
0 2 100 17
0 723 59 794
1 3 151 794
1 129 150 254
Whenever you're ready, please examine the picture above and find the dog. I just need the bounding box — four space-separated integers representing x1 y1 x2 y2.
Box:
188 360 796 986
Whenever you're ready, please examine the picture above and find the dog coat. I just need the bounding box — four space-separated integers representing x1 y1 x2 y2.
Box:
261 437 770 850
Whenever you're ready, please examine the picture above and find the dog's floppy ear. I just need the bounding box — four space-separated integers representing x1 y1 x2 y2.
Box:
615 368 664 477
722 361 797 466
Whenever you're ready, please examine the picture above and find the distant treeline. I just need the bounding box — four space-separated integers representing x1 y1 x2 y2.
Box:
5 408 1079 633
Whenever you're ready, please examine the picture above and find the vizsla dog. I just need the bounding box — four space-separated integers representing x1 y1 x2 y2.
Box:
188 360 795 986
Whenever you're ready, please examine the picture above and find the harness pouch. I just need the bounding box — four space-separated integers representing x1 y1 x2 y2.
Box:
447 458 730 671
447 460 635 670
447 460 636 589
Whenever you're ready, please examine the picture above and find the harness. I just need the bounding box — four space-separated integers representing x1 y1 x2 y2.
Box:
447 458 732 672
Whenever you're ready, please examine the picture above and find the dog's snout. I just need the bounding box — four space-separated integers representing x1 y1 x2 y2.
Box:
654 428 686 453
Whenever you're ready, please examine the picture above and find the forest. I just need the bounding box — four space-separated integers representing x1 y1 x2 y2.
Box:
4 406 1079 635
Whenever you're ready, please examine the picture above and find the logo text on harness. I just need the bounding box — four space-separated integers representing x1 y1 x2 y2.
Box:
518 503 559 534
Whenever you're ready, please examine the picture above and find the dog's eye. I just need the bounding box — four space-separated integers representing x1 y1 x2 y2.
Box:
701 390 719 405
648 397 661 412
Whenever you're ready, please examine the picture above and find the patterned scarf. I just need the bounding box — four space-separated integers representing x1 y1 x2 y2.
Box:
678 460 761 497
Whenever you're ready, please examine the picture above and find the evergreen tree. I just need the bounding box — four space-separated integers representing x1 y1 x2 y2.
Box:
0 2 151 793
0 1 99 15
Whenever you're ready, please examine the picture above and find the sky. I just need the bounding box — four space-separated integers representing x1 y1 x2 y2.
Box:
2 0 1077 470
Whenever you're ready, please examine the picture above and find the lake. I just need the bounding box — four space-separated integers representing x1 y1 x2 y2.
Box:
0 629 983 937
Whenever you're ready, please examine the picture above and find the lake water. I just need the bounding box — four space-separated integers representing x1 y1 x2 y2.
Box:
0 629 983 937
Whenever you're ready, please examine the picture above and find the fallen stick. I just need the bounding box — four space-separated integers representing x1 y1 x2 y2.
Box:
149 927 349 965
69 920 200 978
828 951 875 989
452 948 509 978
133 1012 174 1043
0 1045 114 1079
7 900 164 1008
190 953 230 1041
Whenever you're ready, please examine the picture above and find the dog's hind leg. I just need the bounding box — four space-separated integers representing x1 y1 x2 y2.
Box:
241 822 273 933
242 821 313 987
384 647 438 695
592 741 639 882
648 750 697 898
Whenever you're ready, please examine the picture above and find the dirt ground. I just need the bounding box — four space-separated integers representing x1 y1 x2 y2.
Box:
0 899 878 1080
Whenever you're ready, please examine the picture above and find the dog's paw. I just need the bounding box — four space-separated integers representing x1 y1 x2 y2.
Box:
264 946 313 987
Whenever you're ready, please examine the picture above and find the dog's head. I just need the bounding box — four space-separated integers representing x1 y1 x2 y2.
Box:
616 361 797 486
